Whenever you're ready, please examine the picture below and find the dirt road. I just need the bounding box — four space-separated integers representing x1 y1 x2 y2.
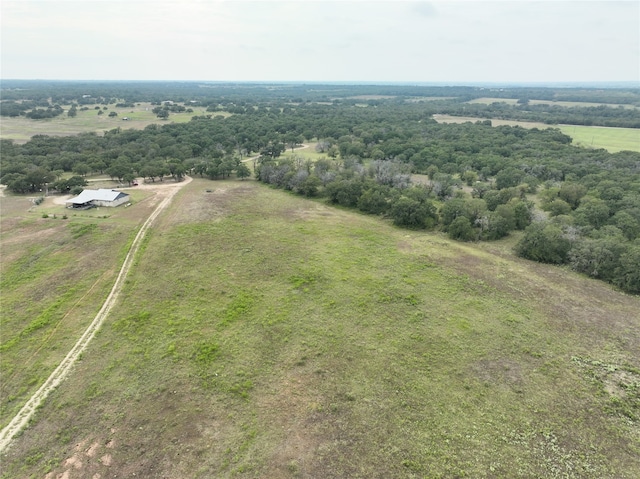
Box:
0 177 191 452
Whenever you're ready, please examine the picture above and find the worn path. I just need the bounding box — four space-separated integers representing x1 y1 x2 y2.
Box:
0 177 191 452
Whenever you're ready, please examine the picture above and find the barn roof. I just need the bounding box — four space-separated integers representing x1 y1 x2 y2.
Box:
66 189 129 204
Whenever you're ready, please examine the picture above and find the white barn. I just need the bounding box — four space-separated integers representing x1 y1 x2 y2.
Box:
66 189 130 209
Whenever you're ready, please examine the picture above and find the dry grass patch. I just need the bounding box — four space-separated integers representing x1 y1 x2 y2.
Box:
433 114 551 129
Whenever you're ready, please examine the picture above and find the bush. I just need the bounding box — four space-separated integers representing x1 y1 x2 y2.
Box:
515 222 572 264
448 216 476 241
390 196 438 229
614 245 640 294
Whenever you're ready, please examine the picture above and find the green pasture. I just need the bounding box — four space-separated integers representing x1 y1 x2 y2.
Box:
3 179 638 478
0 189 157 429
0 103 229 143
433 115 639 153
559 125 640 153
279 142 330 162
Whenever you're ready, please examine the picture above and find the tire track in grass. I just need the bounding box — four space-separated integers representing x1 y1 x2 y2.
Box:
0 177 191 452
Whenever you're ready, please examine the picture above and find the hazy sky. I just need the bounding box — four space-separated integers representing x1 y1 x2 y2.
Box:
1 0 638 84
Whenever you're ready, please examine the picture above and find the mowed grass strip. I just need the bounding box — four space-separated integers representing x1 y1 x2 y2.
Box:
2 179 639 478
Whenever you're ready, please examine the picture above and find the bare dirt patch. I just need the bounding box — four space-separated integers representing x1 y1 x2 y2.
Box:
259 371 324 478
158 180 255 226
472 358 524 388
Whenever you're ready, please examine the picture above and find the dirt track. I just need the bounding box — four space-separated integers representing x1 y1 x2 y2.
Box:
0 177 191 452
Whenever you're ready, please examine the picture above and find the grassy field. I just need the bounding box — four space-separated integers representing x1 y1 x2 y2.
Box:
2 179 639 478
0 103 230 143
467 97 521 106
433 114 640 153
467 98 638 109
0 188 161 431
558 125 640 153
433 114 551 129
529 99 639 109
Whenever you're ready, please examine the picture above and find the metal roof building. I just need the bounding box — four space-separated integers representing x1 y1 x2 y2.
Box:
66 189 130 208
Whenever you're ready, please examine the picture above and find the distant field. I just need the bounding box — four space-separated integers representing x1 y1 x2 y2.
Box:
467 97 521 105
342 95 396 100
0 103 230 143
2 179 639 478
433 114 640 152
467 97 638 109
407 96 456 102
433 114 550 129
559 124 640 153
530 99 639 109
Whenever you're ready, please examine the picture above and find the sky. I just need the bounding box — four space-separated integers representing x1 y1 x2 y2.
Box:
1 0 638 84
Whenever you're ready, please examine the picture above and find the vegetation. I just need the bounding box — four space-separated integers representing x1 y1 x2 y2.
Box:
2 82 639 293
1 82 639 476
2 179 639 478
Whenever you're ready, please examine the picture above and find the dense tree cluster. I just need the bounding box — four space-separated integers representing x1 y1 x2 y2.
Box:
2 80 639 126
1 82 639 292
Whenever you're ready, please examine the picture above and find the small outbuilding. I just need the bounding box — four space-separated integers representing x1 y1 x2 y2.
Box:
66 189 130 209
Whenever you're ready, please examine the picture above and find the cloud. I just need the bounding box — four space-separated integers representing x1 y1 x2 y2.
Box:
1 0 638 82
410 1 438 17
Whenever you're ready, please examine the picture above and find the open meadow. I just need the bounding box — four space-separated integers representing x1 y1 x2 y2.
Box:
559 125 640 153
467 98 639 109
433 114 640 153
0 103 227 143
2 178 639 478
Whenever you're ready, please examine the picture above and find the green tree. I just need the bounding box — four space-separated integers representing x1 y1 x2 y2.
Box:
390 195 438 229
448 216 476 241
72 162 91 177
614 245 640 294
298 175 321 197
611 210 640 241
495 167 525 190
547 199 572 217
574 197 610 229
515 222 572 264
569 237 627 282
461 170 478 186
440 198 471 228
236 162 251 180
512 199 533 230
357 185 396 215
558 183 587 209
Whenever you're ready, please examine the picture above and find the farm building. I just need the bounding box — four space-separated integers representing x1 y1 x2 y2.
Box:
66 189 130 209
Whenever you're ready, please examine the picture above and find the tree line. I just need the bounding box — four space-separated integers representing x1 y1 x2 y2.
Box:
1 91 639 293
